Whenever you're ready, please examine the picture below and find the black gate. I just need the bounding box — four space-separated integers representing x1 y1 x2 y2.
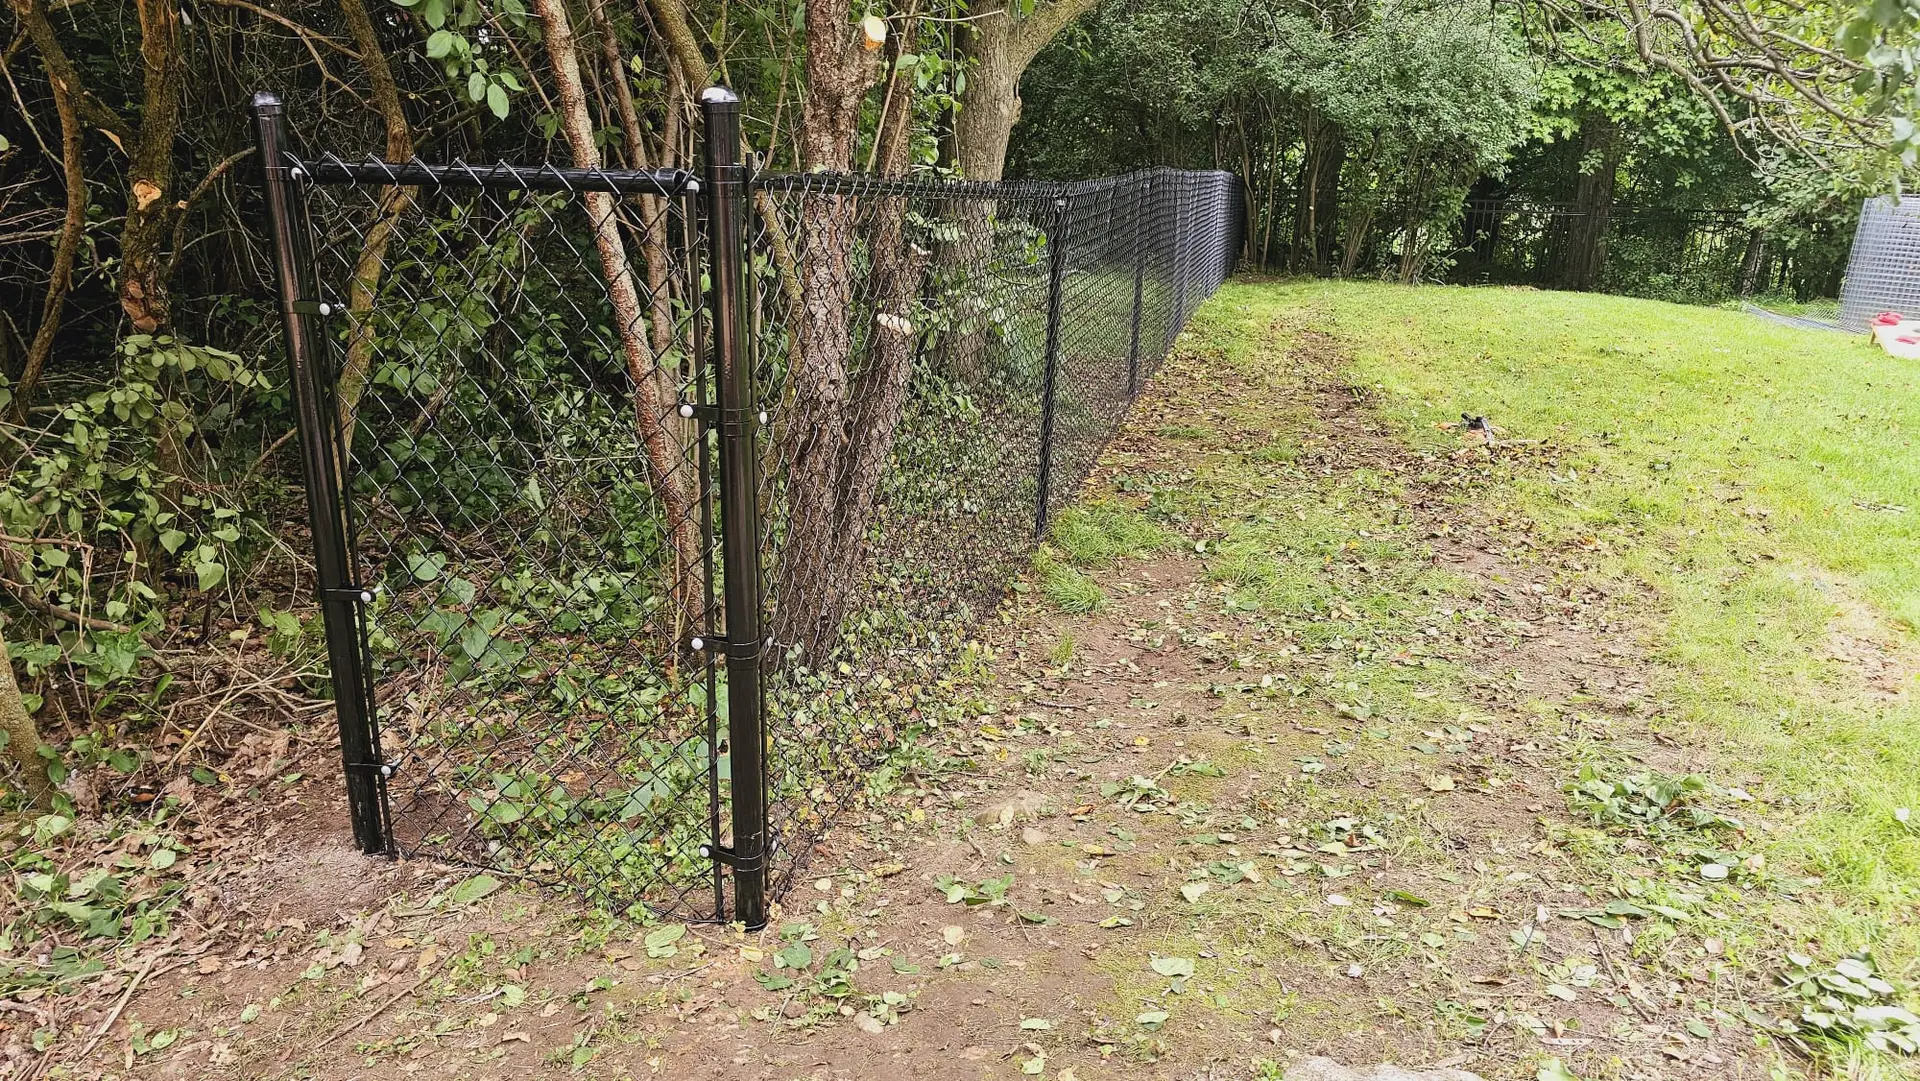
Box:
255 87 1239 927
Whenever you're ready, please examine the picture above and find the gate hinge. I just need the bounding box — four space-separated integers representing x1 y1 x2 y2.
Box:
699 842 764 873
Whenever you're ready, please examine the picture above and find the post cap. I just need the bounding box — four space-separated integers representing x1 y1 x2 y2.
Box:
698 86 740 105
252 90 283 112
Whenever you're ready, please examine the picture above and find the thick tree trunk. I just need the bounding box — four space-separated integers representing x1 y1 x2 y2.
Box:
1738 227 1768 297
769 8 962 663
1562 114 1621 292
954 13 1022 181
0 623 50 807
777 24 927 660
952 0 1105 181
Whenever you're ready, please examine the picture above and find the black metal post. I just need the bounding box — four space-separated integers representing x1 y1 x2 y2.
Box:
1127 176 1148 399
1034 193 1072 540
251 91 390 855
698 86 769 931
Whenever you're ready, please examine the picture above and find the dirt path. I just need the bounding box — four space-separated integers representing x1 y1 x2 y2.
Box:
35 307 1797 1081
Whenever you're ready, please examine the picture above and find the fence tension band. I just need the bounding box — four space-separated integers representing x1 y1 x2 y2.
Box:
699 842 765 873
687 633 772 662
677 402 768 428
289 299 336 316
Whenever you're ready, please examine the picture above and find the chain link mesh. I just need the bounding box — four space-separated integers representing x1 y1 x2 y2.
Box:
287 152 727 918
745 167 1238 896
271 107 1239 920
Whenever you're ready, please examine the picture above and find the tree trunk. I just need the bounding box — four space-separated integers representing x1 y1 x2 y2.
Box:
0 623 50 807
777 22 927 661
954 11 1022 181
952 0 1106 180
334 0 416 445
770 7 955 663
1562 114 1621 292
534 0 701 638
118 0 185 333
1290 116 1343 274
1339 203 1376 278
773 0 864 663
1312 129 1344 274
1738 227 1768 297
9 12 84 415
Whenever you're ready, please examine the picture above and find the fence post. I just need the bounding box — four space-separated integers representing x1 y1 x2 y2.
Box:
1035 193 1072 540
697 85 769 931
251 91 390 855
1127 176 1148 399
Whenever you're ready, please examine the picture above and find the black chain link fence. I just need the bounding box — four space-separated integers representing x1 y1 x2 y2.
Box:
256 90 1240 924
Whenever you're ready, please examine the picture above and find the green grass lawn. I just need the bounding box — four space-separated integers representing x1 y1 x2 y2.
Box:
1210 279 1920 1055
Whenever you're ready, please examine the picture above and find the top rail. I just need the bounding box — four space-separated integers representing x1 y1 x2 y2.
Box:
293 151 698 196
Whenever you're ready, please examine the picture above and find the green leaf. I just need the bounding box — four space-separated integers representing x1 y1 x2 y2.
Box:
1538 1058 1581 1081
425 28 456 58
158 529 188 554
775 942 812 970
149 848 177 871
487 82 509 120
1150 956 1195 979
643 924 685 957
447 874 501 905
408 551 447 581
195 561 226 591
468 71 487 103
753 970 793 990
